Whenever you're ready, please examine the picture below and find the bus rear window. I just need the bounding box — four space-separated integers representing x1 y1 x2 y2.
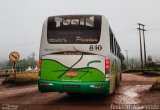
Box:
47 15 101 44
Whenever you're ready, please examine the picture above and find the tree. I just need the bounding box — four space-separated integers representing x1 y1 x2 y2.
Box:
27 53 37 69
16 59 28 70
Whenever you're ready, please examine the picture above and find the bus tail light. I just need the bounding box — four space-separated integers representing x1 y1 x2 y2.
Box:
105 59 110 70
38 58 42 69
38 58 42 78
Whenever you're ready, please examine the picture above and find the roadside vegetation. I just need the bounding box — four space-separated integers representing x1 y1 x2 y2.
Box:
142 71 160 76
123 62 160 73
122 62 160 90
0 52 38 72
0 52 39 85
7 53 38 71
0 73 11 77
2 72 38 85
151 77 160 90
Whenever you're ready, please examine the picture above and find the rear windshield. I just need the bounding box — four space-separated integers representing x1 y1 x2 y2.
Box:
47 15 102 44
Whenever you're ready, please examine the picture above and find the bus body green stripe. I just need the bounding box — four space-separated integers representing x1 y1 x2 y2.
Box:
40 59 105 82
38 80 110 94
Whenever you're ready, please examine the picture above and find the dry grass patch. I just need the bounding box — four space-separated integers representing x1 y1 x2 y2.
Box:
151 77 160 90
3 72 38 83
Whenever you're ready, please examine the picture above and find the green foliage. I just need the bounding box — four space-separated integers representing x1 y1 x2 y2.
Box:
146 63 160 70
16 59 28 70
0 73 11 77
121 62 127 70
26 53 37 68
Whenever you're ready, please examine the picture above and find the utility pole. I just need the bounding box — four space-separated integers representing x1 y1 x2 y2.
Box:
131 58 134 69
142 25 147 66
125 50 129 68
137 23 143 69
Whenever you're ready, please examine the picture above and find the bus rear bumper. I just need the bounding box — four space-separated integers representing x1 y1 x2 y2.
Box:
38 80 110 94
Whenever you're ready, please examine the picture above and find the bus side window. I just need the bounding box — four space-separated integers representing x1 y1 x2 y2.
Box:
109 27 114 54
114 38 117 56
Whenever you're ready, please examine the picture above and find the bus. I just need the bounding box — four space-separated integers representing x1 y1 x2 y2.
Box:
38 15 124 95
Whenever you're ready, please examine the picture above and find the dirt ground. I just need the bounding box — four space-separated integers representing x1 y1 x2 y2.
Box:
113 74 160 105
0 73 160 110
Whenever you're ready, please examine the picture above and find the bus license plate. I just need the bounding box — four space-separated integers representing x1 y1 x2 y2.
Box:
66 71 78 76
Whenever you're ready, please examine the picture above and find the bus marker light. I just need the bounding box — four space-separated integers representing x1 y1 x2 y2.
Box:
49 83 53 86
40 83 53 86
90 85 105 89
106 74 110 78
90 85 95 88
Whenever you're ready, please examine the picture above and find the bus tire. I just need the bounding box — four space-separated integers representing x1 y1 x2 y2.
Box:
120 72 122 81
67 92 76 95
114 76 119 94
67 92 82 96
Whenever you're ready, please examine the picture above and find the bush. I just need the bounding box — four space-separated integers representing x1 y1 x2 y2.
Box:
146 63 160 70
0 73 11 77
151 78 160 90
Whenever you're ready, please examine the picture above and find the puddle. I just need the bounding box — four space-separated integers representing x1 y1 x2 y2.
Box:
124 91 138 98
113 85 152 104
123 85 151 98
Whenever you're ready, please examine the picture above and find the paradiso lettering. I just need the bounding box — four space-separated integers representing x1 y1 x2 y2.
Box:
76 36 98 43
55 16 94 27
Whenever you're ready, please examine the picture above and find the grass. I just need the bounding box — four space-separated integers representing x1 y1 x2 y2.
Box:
151 77 160 90
3 72 38 84
142 71 160 76
0 73 11 77
123 69 160 73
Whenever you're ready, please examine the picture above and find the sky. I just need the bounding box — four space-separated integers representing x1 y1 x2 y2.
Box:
0 0 160 62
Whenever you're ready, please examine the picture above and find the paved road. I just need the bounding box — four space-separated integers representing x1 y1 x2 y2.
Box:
0 73 159 110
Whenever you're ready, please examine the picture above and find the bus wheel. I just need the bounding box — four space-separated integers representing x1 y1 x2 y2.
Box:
114 76 119 94
67 92 76 95
120 72 122 81
67 92 82 96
